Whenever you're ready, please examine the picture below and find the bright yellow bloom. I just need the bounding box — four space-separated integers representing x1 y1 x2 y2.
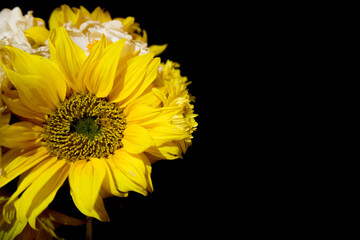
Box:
159 61 198 153
49 4 167 56
0 27 189 228
144 61 198 160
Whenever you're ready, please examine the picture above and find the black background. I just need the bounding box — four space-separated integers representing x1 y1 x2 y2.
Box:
1 0 217 238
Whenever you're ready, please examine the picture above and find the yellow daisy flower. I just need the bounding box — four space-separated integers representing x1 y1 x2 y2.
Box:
48 4 167 56
0 27 189 228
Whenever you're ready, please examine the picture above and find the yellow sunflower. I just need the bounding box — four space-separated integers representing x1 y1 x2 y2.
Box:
0 27 189 228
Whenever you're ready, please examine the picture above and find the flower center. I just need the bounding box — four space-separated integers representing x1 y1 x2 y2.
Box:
70 116 101 140
43 93 126 162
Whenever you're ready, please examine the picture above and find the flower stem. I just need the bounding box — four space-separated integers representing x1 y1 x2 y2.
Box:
86 217 92 240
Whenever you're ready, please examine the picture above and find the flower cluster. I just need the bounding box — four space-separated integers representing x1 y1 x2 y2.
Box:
0 5 197 239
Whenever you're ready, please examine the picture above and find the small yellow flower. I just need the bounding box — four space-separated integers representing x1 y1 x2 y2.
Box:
0 27 189 228
145 61 198 160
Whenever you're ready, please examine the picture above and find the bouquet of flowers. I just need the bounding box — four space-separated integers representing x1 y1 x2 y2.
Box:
0 5 197 239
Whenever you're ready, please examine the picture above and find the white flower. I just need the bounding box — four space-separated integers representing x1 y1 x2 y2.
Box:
64 19 149 56
0 7 49 57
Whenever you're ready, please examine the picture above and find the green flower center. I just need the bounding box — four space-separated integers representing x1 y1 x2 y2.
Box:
43 93 126 162
70 116 101 140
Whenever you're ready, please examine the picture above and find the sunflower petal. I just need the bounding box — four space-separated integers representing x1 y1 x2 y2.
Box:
90 7 112 22
84 38 126 98
68 158 108 221
49 4 79 30
0 217 27 240
122 124 154 154
149 44 168 56
0 46 67 99
24 26 49 48
14 158 69 229
45 209 85 226
0 122 42 149
1 91 45 122
101 161 128 198
0 147 49 188
109 52 154 104
120 57 160 106
3 157 58 223
0 47 67 114
122 89 162 111
48 7 62 30
106 149 153 195
0 46 48 75
147 124 189 143
92 196 109 222
77 34 108 93
126 104 182 127
36 214 61 239
145 143 182 161
49 27 87 93
1 69 57 115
